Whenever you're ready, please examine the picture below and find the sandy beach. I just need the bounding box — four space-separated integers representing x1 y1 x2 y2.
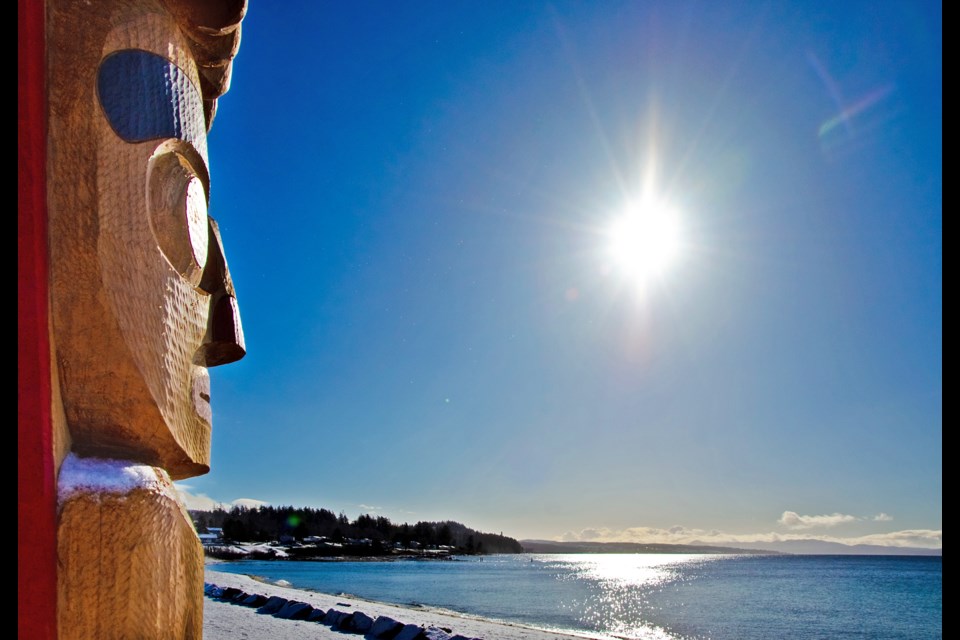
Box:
204 566 607 640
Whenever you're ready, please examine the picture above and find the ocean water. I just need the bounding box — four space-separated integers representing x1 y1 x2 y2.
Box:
213 554 941 639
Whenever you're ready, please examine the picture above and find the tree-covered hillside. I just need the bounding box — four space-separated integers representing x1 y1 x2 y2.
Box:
192 505 522 555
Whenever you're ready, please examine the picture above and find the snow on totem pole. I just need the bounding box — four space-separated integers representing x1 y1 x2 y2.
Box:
46 1 246 637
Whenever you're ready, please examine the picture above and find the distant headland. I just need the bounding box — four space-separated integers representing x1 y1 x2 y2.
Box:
520 540 776 555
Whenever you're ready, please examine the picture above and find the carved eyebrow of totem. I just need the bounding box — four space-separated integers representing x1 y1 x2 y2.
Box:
96 49 207 152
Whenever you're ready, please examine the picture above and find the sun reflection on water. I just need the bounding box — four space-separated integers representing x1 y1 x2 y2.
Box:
534 554 721 640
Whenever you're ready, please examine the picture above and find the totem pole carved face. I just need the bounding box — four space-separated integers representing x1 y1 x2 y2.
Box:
48 1 245 479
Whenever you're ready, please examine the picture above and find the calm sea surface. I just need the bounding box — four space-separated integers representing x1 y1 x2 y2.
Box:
213 554 941 639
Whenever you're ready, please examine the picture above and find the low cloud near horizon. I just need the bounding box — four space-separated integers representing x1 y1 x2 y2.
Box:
778 511 856 529
778 510 895 529
175 484 269 511
558 524 942 550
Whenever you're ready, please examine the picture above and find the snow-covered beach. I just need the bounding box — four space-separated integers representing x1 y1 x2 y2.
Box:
204 566 606 640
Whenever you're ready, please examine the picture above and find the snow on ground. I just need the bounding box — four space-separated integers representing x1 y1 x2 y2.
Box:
204 566 607 640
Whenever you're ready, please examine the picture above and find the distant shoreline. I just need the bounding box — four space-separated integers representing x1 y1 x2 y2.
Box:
203 539 777 562
204 542 475 562
204 539 940 561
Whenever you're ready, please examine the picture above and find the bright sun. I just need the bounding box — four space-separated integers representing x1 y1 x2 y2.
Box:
608 197 683 289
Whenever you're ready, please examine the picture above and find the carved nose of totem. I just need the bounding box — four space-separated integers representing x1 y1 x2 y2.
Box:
195 217 246 367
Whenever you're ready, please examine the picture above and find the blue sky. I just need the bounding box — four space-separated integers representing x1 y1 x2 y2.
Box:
181 1 941 549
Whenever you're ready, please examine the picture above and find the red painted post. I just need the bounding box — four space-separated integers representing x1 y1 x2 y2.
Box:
18 0 57 638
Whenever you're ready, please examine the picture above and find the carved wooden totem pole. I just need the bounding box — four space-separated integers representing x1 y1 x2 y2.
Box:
19 1 246 637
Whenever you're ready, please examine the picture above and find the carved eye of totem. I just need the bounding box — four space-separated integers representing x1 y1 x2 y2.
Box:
96 49 207 151
146 149 210 286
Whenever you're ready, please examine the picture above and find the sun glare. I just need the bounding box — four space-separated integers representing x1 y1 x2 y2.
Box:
608 198 683 289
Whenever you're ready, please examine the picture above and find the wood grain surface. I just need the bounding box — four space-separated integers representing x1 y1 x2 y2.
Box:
44 1 246 637
57 467 204 639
